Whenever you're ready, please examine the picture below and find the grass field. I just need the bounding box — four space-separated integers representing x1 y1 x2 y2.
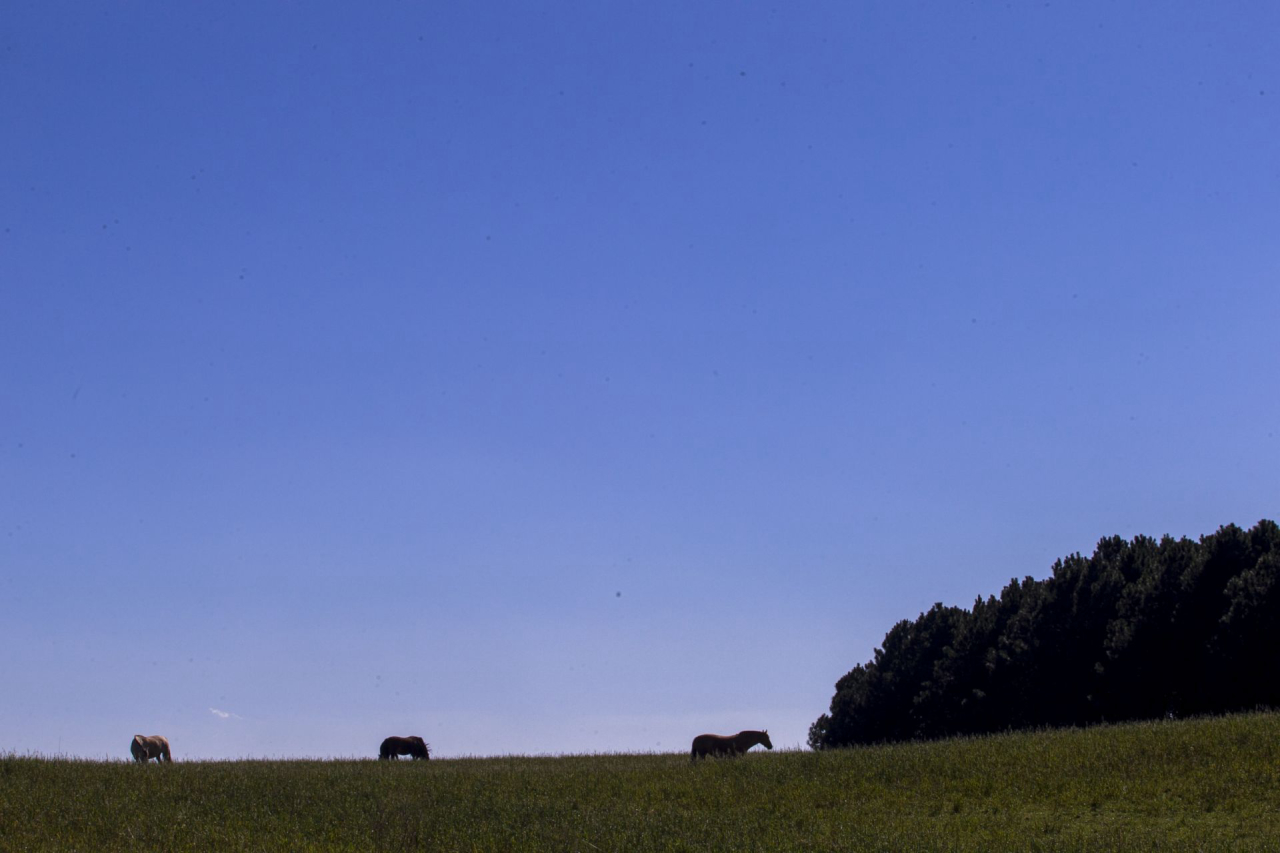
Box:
4 712 1280 851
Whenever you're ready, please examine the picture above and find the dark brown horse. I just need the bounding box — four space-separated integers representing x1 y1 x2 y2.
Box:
691 730 773 760
379 735 430 760
130 735 172 763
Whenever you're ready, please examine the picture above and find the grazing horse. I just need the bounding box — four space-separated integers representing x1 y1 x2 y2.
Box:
690 730 773 761
130 735 172 763
379 735 430 760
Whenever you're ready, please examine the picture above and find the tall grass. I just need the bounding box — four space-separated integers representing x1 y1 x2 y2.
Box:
4 712 1280 851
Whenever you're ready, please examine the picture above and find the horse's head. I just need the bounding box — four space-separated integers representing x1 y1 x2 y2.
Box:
760 730 773 750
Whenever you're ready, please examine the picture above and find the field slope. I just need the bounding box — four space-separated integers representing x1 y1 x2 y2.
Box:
4 712 1280 851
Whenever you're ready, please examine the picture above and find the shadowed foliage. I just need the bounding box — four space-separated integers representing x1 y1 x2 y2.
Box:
811 520 1280 749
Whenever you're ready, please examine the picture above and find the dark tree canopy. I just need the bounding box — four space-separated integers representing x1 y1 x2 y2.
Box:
810 520 1280 750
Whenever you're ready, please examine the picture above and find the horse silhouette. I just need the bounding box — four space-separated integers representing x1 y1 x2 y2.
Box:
130 735 172 763
690 730 772 760
379 735 430 760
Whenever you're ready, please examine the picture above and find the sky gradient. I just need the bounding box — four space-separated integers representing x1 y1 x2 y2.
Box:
2 1 1278 759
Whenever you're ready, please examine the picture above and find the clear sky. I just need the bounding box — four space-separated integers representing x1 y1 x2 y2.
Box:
2 1 1277 760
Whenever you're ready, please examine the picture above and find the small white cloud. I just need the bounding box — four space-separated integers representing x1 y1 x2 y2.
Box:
210 708 242 720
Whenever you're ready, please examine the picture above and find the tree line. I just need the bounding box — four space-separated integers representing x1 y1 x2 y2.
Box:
810 520 1280 750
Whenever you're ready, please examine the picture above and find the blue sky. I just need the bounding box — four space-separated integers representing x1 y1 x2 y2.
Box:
2 1 1277 759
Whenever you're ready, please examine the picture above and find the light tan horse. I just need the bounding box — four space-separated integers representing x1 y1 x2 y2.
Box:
690 730 773 760
130 735 172 763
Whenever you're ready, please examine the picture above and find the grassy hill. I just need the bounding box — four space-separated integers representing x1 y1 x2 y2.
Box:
4 712 1280 851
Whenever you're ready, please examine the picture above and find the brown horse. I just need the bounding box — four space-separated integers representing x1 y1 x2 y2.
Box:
130 735 172 763
379 735 430 760
691 730 773 760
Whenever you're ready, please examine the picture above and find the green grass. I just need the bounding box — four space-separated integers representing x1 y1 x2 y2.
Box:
5 712 1280 851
